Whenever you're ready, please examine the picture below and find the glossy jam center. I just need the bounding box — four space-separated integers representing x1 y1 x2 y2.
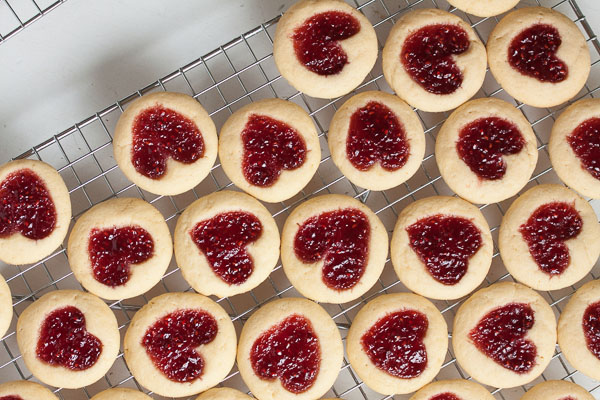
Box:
430 394 461 400
456 117 525 180
131 105 205 179
470 303 536 373
0 168 57 240
292 11 360 76
519 202 582 275
568 117 600 180
36 306 102 371
294 208 370 290
142 309 218 383
508 24 567 83
583 301 600 360
250 314 320 394
0 396 23 400
190 211 262 285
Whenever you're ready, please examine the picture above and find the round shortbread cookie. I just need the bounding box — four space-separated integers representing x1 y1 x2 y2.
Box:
447 0 520 18
0 380 59 400
408 379 495 400
0 273 12 338
195 387 254 400
521 380 594 400
90 388 153 400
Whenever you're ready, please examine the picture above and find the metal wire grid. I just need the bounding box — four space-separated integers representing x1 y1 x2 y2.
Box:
0 0 66 43
1 0 600 398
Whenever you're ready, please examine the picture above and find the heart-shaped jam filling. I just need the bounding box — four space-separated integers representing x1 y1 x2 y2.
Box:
292 11 360 76
250 314 320 394
88 226 154 287
242 114 307 187
36 306 102 371
0 396 23 400
190 211 262 285
132 105 205 179
401 24 470 95
456 117 525 180
508 24 568 83
519 202 582 276
430 394 461 400
583 300 600 360
568 117 600 180
294 208 370 290
470 303 536 373
0 169 57 241
142 309 218 382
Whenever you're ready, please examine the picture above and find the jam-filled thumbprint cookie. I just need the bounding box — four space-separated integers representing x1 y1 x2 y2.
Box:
0 273 12 338
195 387 254 400
0 160 71 265
447 0 520 18
90 388 152 400
237 297 343 400
499 184 600 291
0 380 59 400
113 92 218 196
273 0 378 99
487 7 590 108
521 380 594 400
16 290 120 389
382 9 487 113
408 379 495 400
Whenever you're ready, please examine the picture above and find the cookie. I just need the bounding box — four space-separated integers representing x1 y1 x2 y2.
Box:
90 388 152 400
124 292 236 398
408 379 495 400
16 290 120 389
218 99 321 203
327 91 425 191
195 387 253 400
68 197 172 300
487 7 590 108
0 273 12 338
435 98 538 204
521 380 594 400
237 297 343 400
174 190 279 298
452 282 556 388
499 184 600 291
391 196 493 300
382 8 486 112
0 159 71 265
0 380 58 400
113 92 218 196
281 194 388 304
273 0 378 99
447 0 520 18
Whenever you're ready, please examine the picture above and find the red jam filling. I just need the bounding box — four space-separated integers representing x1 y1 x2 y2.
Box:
294 208 369 290
88 226 154 287
508 24 568 83
470 303 536 373
401 24 470 95
456 117 525 180
242 114 307 187
292 11 360 76
567 117 600 180
36 306 102 371
190 211 262 285
131 105 205 179
583 301 600 360
142 309 218 383
0 396 23 400
250 314 320 394
0 169 57 241
361 310 429 378
519 202 582 276
430 394 461 400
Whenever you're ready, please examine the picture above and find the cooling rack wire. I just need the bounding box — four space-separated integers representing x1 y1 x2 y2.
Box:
0 0 66 43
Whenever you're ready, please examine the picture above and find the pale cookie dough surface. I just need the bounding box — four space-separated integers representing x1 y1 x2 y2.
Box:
435 98 538 204
487 7 590 108
0 159 71 265
0 380 59 400
499 184 600 291
16 290 120 389
174 190 280 298
90 388 153 400
447 0 520 18
195 387 254 400
218 98 320 203
113 92 218 196
391 196 493 300
521 380 594 400
281 194 388 304
273 0 378 99
408 379 495 400
0 273 12 338
452 282 557 388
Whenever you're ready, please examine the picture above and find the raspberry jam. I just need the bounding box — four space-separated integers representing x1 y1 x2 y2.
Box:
292 11 360 76
406 215 482 285
401 24 470 95
88 226 154 287
568 117 600 180
242 114 307 187
361 310 429 378
250 314 320 394
132 105 205 179
142 309 218 382
430 394 461 400
190 211 262 285
0 169 57 241
519 202 582 275
470 303 536 373
456 117 525 180
0 396 22 400
36 306 102 371
294 208 370 290
583 301 600 360
347 101 410 172
508 24 567 83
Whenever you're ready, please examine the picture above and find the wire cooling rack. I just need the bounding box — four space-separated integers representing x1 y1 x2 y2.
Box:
1 0 600 399
0 0 65 43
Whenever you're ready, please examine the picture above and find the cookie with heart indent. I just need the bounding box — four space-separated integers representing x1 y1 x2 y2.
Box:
521 380 594 400
0 380 59 400
408 379 495 400
90 388 153 400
